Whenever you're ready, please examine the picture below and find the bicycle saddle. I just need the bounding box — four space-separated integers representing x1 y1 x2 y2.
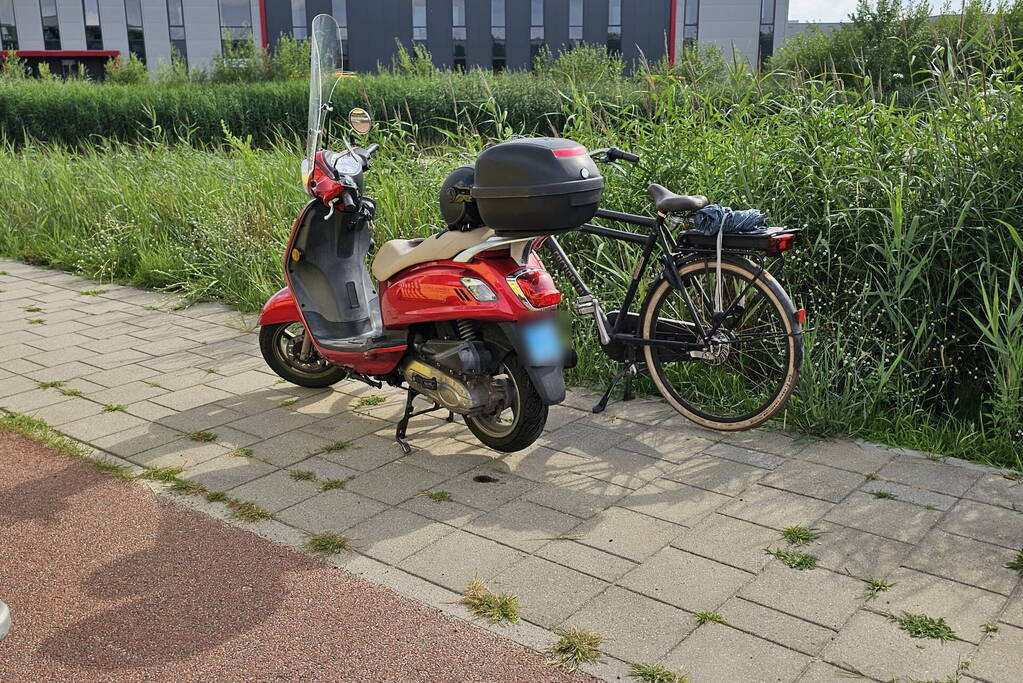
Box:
647 184 709 213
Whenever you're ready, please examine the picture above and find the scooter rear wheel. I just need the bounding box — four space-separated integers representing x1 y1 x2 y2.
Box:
465 355 547 453
259 322 348 388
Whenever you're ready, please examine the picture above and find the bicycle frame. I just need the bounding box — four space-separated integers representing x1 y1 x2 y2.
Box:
546 207 770 355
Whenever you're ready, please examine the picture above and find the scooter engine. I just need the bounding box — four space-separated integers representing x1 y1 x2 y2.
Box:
402 341 504 416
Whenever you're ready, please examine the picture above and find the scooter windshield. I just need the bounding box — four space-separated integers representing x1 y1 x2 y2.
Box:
304 14 344 178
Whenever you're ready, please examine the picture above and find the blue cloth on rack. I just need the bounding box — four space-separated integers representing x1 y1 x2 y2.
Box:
691 205 767 236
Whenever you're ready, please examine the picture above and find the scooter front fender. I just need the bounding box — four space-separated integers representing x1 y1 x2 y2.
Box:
259 287 301 326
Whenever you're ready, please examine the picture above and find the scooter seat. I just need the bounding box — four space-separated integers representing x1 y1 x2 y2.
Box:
372 227 495 281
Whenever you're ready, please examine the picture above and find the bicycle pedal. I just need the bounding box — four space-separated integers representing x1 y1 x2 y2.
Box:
575 294 596 315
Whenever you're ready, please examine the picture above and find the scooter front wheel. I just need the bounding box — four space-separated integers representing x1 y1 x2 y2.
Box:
259 322 348 388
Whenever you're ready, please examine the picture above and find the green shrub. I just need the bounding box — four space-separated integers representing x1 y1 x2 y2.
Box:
104 54 149 85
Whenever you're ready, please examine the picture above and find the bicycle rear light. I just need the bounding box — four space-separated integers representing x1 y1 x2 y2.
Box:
508 268 562 309
766 233 797 255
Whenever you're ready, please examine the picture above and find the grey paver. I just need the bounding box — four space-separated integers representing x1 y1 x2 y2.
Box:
872 567 1007 643
904 529 1020 595
722 485 834 530
227 470 320 513
540 421 630 456
179 453 277 491
965 472 1023 511
316 433 409 471
940 499 1023 549
535 540 637 582
490 556 608 628
130 438 231 470
286 455 359 484
877 456 982 497
399 492 484 526
662 622 810 683
621 477 731 527
859 480 958 510
524 472 631 518
344 460 448 505
438 466 539 511
619 546 752 611
149 384 234 412
59 410 149 443
89 424 185 458
794 439 895 475
28 397 104 426
1003 597 1023 628
614 426 713 462
399 530 526 591
567 586 695 663
759 459 865 503
823 492 943 544
463 500 580 553
489 445 593 483
574 506 685 561
820 610 974 682
704 442 786 469
969 622 1023 683
672 513 780 573
154 403 246 434
1 388 72 412
567 447 677 490
275 489 388 531
226 406 319 438
401 436 506 476
718 596 836 656
665 452 770 495
343 508 456 564
739 566 864 629
795 660 861 682
808 521 913 578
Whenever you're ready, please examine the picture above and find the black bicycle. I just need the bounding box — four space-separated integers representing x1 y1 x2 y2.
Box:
544 147 804 431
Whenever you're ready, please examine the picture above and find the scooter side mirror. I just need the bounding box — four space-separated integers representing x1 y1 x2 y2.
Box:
349 108 373 135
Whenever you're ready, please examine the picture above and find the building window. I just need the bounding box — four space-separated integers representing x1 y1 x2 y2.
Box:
530 0 543 63
0 0 18 50
683 0 698 50
607 0 621 54
219 0 252 50
452 0 466 70
39 0 60 50
758 0 775 67
412 0 426 43
124 0 145 61
82 0 103 49
292 0 307 39
491 0 505 71
332 0 348 61
568 0 582 45
167 0 186 63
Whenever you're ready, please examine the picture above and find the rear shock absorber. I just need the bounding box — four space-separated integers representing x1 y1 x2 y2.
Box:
457 319 479 341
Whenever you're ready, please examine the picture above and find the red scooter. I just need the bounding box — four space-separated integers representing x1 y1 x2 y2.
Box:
258 15 584 453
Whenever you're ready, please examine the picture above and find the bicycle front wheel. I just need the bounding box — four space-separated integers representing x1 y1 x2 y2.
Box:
641 256 802 431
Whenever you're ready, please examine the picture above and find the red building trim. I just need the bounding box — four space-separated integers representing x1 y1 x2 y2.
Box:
258 0 269 49
2 50 120 58
668 0 678 64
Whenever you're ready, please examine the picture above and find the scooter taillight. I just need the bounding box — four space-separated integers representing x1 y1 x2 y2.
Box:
508 268 561 309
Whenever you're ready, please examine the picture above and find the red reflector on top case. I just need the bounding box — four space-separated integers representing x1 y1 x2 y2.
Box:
552 146 587 158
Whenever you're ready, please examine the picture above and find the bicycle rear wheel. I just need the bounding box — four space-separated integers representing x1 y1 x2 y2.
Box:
641 256 802 430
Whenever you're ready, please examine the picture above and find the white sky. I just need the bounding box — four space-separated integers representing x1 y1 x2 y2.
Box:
788 0 951 23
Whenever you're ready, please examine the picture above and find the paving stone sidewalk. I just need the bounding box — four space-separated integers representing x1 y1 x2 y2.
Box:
2 258 1022 682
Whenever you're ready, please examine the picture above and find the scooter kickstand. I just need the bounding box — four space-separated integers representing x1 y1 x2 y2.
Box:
395 390 417 455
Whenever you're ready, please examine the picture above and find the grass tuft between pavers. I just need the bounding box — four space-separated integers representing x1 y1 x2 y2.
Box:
859 576 895 600
306 532 355 554
422 489 453 503
459 580 520 625
102 404 126 413
693 611 728 626
1005 549 1023 574
764 547 819 570
547 626 603 671
354 395 385 408
890 612 961 641
187 431 217 442
780 525 820 546
313 440 350 455
37 380 65 389
289 469 316 481
628 663 689 683
319 476 355 491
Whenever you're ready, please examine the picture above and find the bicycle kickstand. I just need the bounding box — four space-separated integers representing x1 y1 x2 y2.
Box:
592 363 636 414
